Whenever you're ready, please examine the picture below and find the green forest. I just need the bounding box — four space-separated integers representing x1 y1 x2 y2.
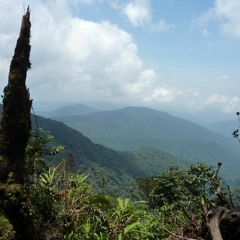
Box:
1 9 240 240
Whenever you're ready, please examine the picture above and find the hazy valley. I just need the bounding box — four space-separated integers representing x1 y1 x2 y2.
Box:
33 103 240 192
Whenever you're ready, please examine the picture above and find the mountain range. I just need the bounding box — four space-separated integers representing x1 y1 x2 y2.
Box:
50 106 239 166
2 101 239 195
29 103 240 187
0 103 191 197
32 115 187 197
208 119 238 138
36 103 98 118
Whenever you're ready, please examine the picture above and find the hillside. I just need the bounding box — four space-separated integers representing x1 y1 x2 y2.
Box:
36 103 98 118
207 119 237 138
51 106 239 167
33 115 187 197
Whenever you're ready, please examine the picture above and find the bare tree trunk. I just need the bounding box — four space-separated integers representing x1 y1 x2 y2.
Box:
0 7 35 239
205 163 240 240
209 208 225 240
0 7 32 183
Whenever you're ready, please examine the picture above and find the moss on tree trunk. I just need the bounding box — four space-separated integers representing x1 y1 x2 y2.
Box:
0 7 32 184
0 7 36 239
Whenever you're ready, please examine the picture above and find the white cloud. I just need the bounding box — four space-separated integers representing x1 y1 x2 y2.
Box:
206 94 240 113
123 0 151 27
109 0 173 32
125 69 156 93
207 94 229 104
0 0 238 115
198 0 240 38
141 86 240 113
214 0 240 37
151 87 177 103
0 0 154 103
29 16 147 100
142 87 203 111
151 19 174 32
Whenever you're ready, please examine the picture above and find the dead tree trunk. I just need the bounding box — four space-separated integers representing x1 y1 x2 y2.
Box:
0 7 35 239
0 7 32 183
205 163 240 240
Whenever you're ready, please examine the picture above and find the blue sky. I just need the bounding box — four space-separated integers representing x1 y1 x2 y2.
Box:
0 0 240 119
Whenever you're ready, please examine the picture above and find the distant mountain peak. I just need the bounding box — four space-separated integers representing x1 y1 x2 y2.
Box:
37 103 98 118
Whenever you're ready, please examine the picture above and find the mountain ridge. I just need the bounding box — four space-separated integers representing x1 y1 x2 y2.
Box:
36 103 98 118
33 115 187 196
50 106 239 167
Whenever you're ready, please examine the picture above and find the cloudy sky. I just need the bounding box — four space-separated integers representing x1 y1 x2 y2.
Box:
0 0 240 116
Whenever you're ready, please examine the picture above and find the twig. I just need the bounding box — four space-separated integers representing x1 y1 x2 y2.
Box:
227 185 234 208
211 162 228 206
162 226 198 240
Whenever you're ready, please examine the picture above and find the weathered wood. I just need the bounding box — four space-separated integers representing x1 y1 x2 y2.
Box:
205 163 240 240
0 7 35 239
0 7 32 183
209 207 226 240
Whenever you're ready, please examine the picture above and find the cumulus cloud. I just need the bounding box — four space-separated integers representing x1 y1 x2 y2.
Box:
214 0 240 37
29 16 147 101
198 0 240 38
109 0 174 31
0 0 237 114
125 69 156 94
206 94 240 113
123 0 151 27
0 0 154 103
142 87 203 111
207 94 229 104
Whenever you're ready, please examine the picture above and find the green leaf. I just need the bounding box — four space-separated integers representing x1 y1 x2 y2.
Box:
124 222 141 234
117 233 123 240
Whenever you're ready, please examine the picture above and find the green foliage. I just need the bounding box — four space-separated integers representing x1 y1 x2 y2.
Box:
31 168 59 224
25 128 64 185
231 186 240 207
28 161 164 239
5 124 229 239
0 213 14 240
138 163 226 236
32 113 240 198
26 128 64 164
108 198 160 240
19 129 65 235
140 163 217 211
23 128 165 239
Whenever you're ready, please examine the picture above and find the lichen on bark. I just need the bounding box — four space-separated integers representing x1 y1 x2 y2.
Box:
0 7 36 239
0 7 32 184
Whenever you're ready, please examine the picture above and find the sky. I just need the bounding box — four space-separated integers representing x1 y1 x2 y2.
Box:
0 0 240 119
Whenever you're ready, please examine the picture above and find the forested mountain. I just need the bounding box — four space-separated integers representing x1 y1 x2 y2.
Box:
51 106 239 167
2 7 239 239
33 115 187 197
36 103 98 118
207 119 237 138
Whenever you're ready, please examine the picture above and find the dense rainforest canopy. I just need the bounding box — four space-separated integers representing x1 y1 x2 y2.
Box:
1 9 240 240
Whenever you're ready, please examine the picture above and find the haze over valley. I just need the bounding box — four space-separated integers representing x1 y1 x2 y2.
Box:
1 0 240 198
2 1 240 238
32 102 240 191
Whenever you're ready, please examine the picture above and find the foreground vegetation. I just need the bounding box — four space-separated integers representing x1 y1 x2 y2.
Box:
2 128 239 239
0 128 232 239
